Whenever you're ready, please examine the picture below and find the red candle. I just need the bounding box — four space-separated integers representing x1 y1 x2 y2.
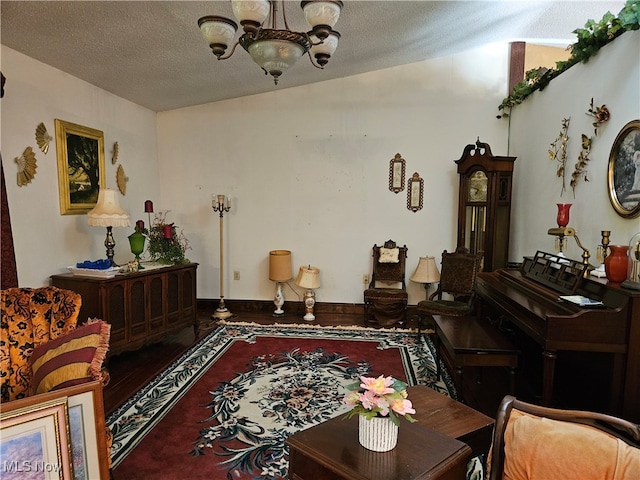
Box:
136 220 145 232
144 200 154 213
163 224 173 239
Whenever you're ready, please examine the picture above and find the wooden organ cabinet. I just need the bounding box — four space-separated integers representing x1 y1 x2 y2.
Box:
51 263 197 356
455 139 516 272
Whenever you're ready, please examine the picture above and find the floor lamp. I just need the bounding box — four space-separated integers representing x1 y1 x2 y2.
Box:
212 194 232 320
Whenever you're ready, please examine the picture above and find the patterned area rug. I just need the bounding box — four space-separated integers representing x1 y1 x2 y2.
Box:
106 322 483 479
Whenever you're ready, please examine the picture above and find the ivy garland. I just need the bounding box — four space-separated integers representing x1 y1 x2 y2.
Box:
497 0 640 118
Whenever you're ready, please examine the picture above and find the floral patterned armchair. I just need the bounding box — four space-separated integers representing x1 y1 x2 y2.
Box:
1 286 82 402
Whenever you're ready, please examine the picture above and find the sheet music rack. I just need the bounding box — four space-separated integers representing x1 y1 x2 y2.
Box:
520 251 588 294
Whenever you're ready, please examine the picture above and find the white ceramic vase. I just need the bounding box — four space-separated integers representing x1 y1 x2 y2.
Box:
358 415 399 452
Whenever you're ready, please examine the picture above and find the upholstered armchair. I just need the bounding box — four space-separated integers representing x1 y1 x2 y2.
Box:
488 395 640 480
1 286 113 473
1 286 83 402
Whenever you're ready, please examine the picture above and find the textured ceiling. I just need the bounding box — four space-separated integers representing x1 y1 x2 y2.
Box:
0 1 625 112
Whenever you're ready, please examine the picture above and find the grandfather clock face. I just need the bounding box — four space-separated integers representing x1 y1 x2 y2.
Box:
468 171 488 202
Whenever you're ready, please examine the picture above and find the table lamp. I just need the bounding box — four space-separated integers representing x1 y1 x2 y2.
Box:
87 188 130 266
269 250 292 317
410 256 440 299
295 265 320 321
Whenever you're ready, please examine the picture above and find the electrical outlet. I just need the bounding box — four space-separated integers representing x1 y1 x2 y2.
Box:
233 270 240 280
363 274 369 285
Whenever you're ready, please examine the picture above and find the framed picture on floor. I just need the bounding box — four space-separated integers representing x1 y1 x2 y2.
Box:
55 119 105 215
0 397 74 479
0 381 110 480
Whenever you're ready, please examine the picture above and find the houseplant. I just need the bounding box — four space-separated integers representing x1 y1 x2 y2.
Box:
146 211 190 265
344 375 416 451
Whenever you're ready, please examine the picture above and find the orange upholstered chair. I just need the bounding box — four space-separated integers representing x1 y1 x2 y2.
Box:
488 395 640 480
1 286 82 402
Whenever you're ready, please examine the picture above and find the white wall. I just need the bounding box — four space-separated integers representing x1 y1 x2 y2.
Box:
156 44 510 305
5 32 636 306
1 47 160 286
508 31 640 263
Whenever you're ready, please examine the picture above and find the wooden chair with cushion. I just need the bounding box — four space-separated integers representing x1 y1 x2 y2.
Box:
363 240 408 327
416 247 482 334
488 395 640 480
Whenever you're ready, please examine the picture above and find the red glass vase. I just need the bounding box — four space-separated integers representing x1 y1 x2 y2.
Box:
604 245 629 283
556 203 572 227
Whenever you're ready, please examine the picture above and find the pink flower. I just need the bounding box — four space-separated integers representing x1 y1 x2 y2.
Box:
389 397 415 416
360 390 390 415
360 375 395 396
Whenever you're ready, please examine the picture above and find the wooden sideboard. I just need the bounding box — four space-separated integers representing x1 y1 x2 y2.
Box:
51 263 198 356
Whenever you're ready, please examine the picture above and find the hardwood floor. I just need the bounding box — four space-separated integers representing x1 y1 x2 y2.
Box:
103 305 511 419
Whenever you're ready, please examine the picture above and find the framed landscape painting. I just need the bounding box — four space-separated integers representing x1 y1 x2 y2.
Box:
0 397 73 479
55 119 105 215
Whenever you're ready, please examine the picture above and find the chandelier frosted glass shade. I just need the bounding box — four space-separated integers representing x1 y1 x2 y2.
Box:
231 0 270 32
310 30 340 66
302 1 343 39
242 30 310 83
198 16 239 59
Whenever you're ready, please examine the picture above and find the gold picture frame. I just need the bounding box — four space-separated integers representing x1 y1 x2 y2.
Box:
407 172 424 212
608 119 640 218
0 381 109 480
389 153 405 193
55 119 105 215
0 397 74 479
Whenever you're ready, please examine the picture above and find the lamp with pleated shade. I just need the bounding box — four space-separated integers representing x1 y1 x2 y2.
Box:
410 256 440 300
87 188 130 266
295 265 320 321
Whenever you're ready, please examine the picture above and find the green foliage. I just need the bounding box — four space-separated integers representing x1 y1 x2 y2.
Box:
146 211 190 265
498 1 640 117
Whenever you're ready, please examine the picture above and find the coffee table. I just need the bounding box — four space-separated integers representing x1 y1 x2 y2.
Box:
286 385 494 480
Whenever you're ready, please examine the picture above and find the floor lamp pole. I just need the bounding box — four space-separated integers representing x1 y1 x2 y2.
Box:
212 194 232 320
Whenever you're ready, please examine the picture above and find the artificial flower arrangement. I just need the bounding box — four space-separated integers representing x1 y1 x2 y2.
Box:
146 210 191 265
344 375 416 426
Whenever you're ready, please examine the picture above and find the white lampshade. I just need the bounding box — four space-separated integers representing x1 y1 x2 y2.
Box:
301 1 343 29
198 16 238 49
410 256 440 284
231 0 270 26
87 188 130 228
295 265 320 289
269 250 292 282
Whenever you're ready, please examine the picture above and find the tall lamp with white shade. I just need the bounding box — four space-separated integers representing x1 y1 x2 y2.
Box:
87 188 130 266
269 250 292 317
295 265 320 322
410 256 440 299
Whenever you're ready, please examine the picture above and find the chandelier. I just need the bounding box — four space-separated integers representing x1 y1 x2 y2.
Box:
198 0 343 84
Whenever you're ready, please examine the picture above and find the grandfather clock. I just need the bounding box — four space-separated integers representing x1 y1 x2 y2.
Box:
455 139 516 272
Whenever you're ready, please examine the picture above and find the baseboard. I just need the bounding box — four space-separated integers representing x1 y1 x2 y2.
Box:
197 299 418 317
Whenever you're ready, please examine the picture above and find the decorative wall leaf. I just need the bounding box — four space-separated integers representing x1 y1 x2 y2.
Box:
116 164 129 195
112 141 119 164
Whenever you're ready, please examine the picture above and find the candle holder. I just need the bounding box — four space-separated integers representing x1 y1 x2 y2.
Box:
212 194 233 320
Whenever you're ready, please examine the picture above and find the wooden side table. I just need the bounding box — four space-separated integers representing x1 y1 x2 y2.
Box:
286 414 471 480
406 385 494 458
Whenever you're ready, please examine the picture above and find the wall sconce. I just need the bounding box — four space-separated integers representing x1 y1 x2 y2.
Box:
295 265 320 321
87 188 130 266
410 256 440 299
269 250 292 317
